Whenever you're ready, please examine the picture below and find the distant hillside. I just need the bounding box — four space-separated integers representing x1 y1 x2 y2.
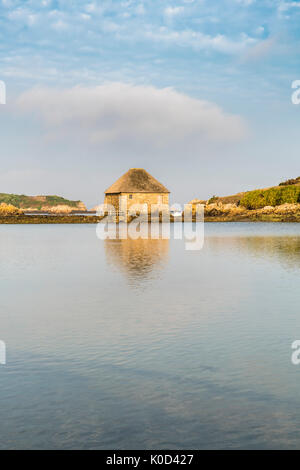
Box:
192 177 300 209
0 193 86 212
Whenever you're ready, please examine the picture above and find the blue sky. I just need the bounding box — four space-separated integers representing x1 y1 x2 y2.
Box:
0 0 300 206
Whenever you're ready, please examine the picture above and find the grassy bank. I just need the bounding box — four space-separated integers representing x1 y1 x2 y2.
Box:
240 186 300 210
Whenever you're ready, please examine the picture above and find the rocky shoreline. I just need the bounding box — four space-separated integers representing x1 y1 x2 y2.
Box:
201 202 300 222
1 203 300 224
0 215 102 224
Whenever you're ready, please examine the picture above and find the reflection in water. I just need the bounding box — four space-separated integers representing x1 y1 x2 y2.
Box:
104 234 169 281
206 236 300 270
1 224 300 449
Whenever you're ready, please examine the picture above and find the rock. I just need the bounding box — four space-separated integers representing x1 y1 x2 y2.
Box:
260 206 275 214
76 202 87 211
189 199 207 205
45 205 74 214
204 202 246 216
274 203 300 215
22 201 87 214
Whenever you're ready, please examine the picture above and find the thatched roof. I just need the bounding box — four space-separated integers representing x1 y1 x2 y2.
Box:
105 168 170 194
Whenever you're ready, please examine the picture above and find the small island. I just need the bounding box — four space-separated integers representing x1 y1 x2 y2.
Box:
0 193 100 224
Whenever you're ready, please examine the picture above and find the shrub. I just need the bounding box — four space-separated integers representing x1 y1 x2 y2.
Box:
240 186 300 210
0 203 21 215
208 195 219 204
44 196 80 207
279 177 300 186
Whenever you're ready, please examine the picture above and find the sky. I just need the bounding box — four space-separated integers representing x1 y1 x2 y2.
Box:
0 0 300 207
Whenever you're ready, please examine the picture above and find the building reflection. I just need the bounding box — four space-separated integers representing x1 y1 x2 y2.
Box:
104 225 169 281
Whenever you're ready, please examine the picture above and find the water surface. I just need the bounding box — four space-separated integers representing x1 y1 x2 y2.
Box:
0 222 300 449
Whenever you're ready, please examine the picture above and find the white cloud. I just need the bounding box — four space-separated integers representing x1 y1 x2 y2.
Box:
51 19 69 30
16 83 247 149
241 37 275 61
85 3 97 13
136 4 145 15
164 6 184 17
255 26 264 35
27 14 38 26
8 7 38 26
102 21 120 32
145 28 256 54
278 1 300 12
235 0 255 5
1 0 13 7
80 13 91 21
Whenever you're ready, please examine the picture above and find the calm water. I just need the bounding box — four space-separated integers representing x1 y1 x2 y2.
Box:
1 222 300 449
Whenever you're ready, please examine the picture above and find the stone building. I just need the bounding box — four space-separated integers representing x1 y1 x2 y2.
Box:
104 168 170 215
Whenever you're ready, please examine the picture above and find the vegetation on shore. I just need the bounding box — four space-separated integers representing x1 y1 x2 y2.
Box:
0 193 84 211
1 177 300 223
240 185 300 210
0 202 22 215
1 208 300 224
190 177 300 222
203 177 300 209
279 176 300 187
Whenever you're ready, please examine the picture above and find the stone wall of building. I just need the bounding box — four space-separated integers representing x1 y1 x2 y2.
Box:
105 192 169 214
104 194 120 212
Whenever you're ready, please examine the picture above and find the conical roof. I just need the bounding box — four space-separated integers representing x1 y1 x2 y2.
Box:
105 168 170 194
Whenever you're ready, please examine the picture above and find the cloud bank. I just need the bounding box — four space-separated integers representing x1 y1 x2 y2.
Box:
16 83 247 150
